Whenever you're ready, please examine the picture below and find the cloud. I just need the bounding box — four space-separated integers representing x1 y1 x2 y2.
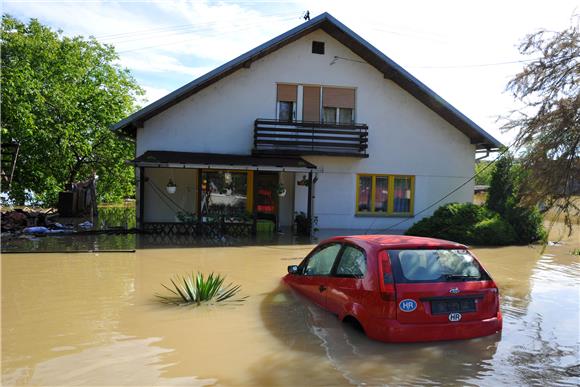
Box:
141 85 171 104
117 53 212 77
4 0 579 145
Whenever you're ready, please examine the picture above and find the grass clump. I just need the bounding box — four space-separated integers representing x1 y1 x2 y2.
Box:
156 272 246 306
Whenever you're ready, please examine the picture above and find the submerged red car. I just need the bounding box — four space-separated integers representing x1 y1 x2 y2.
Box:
284 235 502 343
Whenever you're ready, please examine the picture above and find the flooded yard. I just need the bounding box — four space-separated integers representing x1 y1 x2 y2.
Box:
2 226 579 386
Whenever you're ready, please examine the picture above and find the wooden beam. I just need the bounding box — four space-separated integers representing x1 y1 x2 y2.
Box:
306 171 313 237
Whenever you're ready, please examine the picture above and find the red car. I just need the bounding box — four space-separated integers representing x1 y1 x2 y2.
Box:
284 235 502 343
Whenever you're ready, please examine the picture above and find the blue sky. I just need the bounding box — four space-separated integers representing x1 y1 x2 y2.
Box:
3 0 578 145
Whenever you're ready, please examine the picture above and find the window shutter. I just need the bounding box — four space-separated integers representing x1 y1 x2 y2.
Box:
277 84 297 102
303 86 321 122
322 87 355 108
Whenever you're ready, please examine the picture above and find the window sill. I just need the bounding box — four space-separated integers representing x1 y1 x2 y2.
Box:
355 213 414 218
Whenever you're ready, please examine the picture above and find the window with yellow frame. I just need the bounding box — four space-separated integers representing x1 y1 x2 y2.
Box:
356 174 414 215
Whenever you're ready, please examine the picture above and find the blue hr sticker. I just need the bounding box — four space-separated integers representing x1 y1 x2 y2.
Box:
399 299 417 312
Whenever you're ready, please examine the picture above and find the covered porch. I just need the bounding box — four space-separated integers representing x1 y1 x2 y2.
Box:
131 151 318 238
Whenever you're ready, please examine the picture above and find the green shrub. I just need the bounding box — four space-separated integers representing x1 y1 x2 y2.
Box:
505 205 547 244
472 216 516 245
406 202 493 244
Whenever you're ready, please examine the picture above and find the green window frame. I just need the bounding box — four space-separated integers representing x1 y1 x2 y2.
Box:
355 174 415 216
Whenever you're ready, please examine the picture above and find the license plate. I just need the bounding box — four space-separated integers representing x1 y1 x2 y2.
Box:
431 298 476 315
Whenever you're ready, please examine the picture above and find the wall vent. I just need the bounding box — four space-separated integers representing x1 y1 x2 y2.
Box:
312 41 325 55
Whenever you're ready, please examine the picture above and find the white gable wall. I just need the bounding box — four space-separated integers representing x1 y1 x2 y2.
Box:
137 29 476 230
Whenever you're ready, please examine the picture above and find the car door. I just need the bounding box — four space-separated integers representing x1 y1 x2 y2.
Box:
326 244 369 317
291 243 342 310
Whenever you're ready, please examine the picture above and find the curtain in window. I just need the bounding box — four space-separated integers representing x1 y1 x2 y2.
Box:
374 177 388 212
323 107 337 123
393 177 412 213
358 176 372 212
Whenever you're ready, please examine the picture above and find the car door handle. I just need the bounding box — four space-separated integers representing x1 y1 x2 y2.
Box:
319 285 327 292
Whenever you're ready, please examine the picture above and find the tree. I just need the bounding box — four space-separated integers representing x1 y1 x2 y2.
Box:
503 16 580 232
1 15 143 205
486 154 515 216
486 153 546 244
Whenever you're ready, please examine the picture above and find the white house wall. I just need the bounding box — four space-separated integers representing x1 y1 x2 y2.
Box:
137 29 476 230
143 168 197 222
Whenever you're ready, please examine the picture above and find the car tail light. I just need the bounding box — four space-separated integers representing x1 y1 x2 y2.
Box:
378 250 395 301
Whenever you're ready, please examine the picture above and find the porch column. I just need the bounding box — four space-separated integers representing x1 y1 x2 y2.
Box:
197 169 202 227
138 166 145 229
252 171 258 236
306 171 313 236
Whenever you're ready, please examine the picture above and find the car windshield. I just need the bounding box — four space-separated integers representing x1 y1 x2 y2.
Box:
389 249 487 283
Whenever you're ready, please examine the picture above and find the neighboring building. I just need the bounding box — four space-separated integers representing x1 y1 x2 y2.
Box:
113 13 502 234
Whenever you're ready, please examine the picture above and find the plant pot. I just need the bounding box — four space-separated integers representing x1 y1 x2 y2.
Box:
166 186 177 194
277 188 287 197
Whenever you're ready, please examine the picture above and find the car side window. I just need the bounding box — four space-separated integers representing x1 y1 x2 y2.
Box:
335 245 366 278
304 244 342 276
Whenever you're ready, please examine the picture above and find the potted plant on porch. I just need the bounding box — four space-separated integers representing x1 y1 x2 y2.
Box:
166 178 177 194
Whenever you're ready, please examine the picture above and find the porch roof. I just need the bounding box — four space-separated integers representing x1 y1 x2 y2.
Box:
131 151 318 172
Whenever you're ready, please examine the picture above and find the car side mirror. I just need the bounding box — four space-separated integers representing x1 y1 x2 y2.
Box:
287 265 300 275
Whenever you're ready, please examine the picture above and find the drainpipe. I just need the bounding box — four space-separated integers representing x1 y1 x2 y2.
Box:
476 147 491 161
307 171 313 236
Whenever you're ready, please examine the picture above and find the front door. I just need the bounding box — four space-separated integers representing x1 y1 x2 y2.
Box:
255 172 279 225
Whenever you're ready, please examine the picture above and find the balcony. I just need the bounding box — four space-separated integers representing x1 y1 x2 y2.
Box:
253 119 369 158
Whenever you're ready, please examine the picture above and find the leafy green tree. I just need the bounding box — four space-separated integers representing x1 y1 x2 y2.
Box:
486 154 515 216
1 15 143 205
486 153 546 244
503 16 579 231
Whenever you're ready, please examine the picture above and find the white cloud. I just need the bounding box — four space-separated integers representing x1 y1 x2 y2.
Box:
141 85 171 104
4 0 579 145
116 53 212 77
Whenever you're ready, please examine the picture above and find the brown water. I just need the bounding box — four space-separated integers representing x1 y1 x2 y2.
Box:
2 228 579 386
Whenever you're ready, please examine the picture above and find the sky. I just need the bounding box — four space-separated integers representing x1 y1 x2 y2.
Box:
3 0 578 146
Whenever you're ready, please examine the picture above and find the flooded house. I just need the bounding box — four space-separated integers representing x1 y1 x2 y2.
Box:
112 13 502 236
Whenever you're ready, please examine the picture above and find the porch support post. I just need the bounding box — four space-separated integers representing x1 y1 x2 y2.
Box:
306 171 313 236
252 171 258 236
197 169 203 227
138 167 145 229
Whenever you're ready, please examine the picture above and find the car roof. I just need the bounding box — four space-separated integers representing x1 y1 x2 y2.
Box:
321 235 467 250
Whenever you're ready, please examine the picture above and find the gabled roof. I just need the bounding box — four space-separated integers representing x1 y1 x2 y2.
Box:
113 12 502 150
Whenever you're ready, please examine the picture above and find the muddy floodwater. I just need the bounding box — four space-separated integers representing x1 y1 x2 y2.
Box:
2 226 579 386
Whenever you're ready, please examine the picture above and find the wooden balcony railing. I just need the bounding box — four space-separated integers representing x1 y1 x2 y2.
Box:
253 119 369 157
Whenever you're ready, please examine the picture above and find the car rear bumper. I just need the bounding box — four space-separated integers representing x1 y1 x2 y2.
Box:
366 311 503 343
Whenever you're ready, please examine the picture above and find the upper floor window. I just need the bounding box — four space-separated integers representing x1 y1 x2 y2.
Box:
276 84 356 124
323 87 355 124
277 84 297 122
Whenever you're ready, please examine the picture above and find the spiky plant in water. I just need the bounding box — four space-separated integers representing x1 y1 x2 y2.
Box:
156 272 246 306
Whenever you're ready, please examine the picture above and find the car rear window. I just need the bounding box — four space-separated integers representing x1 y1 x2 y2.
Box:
388 249 489 283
